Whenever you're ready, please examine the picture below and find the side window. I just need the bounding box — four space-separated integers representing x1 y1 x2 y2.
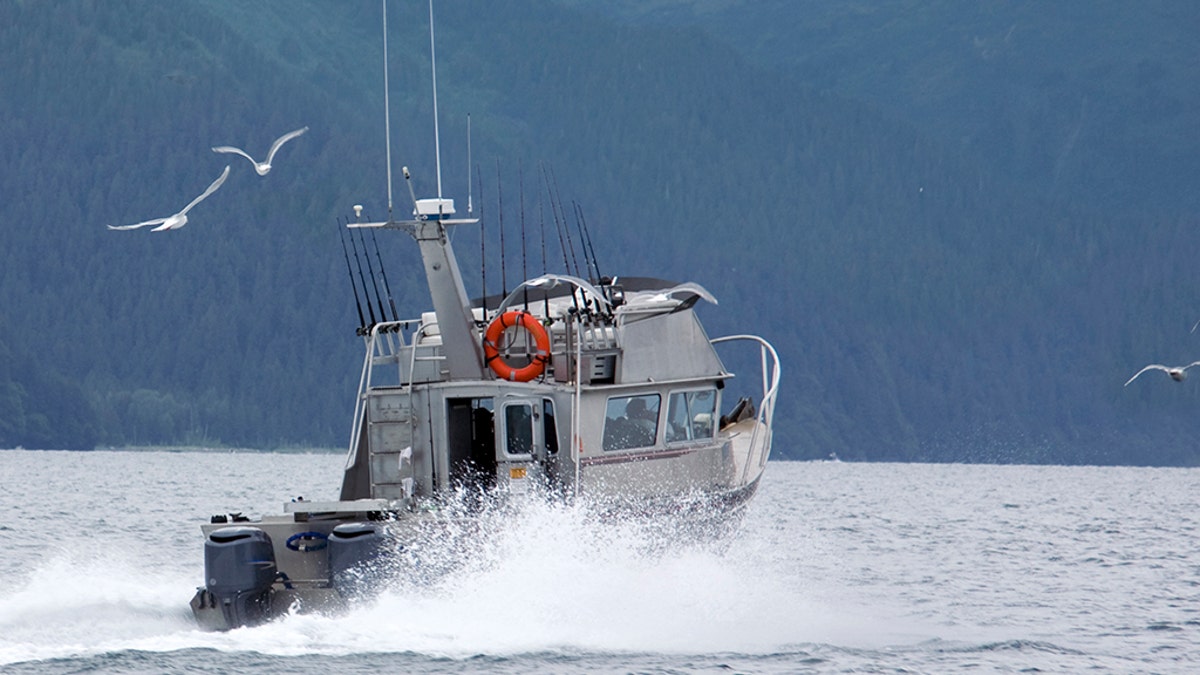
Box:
504 403 534 456
602 394 661 451
542 398 558 455
665 389 717 443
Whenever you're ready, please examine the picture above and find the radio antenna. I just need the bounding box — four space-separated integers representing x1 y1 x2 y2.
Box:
381 0 395 219
466 113 473 214
428 0 444 199
477 164 487 311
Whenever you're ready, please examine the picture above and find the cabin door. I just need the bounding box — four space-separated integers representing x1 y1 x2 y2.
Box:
496 398 545 492
445 397 497 491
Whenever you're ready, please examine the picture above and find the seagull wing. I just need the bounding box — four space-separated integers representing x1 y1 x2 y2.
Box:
108 218 167 231
212 145 257 165
1181 361 1200 373
1124 364 1168 387
264 126 308 164
178 165 230 215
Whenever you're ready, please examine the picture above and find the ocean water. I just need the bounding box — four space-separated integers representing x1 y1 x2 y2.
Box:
0 451 1197 674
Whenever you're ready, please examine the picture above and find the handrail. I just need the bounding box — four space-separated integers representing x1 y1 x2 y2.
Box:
344 330 375 469
343 319 417 469
711 334 781 483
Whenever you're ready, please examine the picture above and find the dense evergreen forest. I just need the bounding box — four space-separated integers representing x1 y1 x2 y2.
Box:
1 1 1197 464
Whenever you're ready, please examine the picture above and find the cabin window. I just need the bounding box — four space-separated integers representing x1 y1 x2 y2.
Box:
602 394 661 451
504 402 534 457
665 389 717 444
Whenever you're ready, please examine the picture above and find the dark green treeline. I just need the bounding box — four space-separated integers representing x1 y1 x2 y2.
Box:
1 1 1197 464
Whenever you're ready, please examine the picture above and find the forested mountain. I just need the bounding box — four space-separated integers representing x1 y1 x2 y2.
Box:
1 1 1197 464
558 0 1200 222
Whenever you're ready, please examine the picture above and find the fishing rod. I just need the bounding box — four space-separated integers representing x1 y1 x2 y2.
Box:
357 228 389 324
348 219 378 328
575 203 609 316
578 203 603 282
540 163 573 276
369 228 399 322
569 202 600 315
337 217 367 332
541 163 580 314
519 161 529 312
496 159 508 298
548 165 582 278
538 184 550 319
572 201 599 284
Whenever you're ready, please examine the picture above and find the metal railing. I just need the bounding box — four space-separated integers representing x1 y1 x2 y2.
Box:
343 318 445 469
711 334 781 484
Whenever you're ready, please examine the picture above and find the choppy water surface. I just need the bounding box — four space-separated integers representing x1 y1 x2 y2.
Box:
0 451 1197 673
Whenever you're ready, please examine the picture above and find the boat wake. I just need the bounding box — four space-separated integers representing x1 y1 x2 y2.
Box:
0 494 919 665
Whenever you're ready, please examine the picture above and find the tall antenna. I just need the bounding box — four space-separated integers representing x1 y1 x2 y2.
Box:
466 113 473 214
428 0 444 199
477 164 487 311
382 0 395 219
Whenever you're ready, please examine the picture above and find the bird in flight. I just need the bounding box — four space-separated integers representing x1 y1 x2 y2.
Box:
107 165 230 232
212 126 308 176
1124 361 1200 386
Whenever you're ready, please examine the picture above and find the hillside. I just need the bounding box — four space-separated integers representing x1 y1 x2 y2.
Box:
1 1 1198 464
555 0 1200 221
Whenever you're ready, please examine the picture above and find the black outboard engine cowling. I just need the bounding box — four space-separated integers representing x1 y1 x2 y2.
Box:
200 526 277 629
328 522 389 600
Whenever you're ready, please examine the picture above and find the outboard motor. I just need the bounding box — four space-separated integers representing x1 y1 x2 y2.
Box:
199 526 277 629
328 522 388 600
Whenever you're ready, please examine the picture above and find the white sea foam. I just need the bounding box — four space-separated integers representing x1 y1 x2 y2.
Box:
0 476 885 663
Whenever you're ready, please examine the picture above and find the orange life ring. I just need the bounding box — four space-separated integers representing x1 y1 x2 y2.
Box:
483 310 550 382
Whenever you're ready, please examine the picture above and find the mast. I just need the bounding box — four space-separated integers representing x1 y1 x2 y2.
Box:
353 0 487 380
406 198 486 380
413 0 484 379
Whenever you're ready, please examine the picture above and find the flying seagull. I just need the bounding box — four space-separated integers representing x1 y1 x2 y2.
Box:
107 165 230 232
212 126 308 176
1124 361 1200 386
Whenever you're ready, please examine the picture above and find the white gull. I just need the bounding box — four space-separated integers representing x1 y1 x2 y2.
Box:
212 126 308 176
1124 361 1200 386
107 165 230 232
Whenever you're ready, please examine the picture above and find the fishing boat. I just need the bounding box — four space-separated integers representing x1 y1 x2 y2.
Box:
189 2 780 632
